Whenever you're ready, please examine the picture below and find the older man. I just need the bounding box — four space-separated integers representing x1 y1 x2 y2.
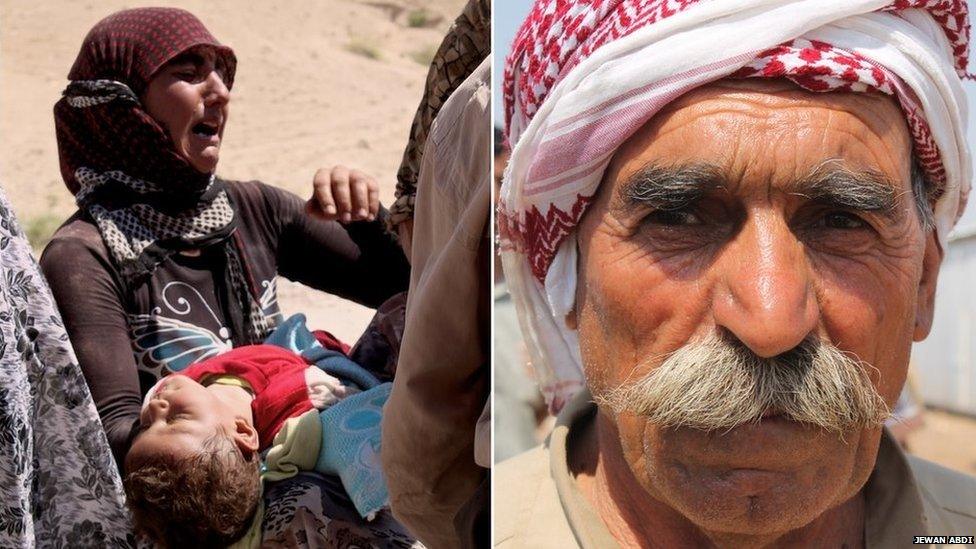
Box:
496 1 976 547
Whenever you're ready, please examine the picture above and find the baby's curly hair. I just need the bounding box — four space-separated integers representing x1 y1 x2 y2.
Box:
124 431 261 548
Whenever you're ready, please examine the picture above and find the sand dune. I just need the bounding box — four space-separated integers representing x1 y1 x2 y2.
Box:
0 0 465 342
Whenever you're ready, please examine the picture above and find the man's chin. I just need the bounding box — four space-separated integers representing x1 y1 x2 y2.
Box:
636 419 872 538
659 478 838 539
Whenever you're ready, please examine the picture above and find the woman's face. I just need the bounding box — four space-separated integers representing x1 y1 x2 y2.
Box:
143 46 231 174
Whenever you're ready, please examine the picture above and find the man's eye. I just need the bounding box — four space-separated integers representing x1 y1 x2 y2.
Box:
644 209 702 226
823 211 867 230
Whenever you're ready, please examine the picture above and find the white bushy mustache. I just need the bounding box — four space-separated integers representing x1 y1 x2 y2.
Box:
597 334 890 433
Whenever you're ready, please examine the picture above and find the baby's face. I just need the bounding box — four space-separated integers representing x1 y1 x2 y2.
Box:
126 375 241 467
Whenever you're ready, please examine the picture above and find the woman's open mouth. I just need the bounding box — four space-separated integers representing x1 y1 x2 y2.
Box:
192 121 220 139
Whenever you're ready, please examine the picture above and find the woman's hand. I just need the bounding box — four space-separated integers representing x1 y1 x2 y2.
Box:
305 165 380 223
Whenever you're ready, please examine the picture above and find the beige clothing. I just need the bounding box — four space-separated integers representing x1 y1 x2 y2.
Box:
382 56 491 549
496 389 976 548
474 398 492 468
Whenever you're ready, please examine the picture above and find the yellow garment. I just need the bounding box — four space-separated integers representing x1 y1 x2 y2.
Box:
200 374 254 394
262 409 323 483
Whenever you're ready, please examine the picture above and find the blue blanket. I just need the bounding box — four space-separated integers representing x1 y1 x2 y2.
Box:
264 314 391 518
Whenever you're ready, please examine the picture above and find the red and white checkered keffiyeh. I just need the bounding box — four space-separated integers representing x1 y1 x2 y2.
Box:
499 0 972 413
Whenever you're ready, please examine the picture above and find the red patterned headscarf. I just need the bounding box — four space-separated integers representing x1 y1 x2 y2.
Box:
54 7 237 195
500 0 972 413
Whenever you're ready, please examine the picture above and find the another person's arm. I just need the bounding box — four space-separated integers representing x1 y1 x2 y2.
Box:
40 235 143 468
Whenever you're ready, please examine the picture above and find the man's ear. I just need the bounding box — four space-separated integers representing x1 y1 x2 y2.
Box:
913 229 942 342
566 309 578 330
566 238 585 331
231 418 260 455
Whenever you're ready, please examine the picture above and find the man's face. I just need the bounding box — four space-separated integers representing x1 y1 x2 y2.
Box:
575 79 940 536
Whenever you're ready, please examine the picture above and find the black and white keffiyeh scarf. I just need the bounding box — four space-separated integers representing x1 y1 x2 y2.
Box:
73 166 275 345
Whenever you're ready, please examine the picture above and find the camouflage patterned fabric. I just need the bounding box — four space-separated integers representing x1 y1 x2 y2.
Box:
388 0 491 228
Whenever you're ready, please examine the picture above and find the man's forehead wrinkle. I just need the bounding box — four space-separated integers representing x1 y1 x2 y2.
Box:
621 163 726 210
679 102 901 142
664 85 906 138
652 96 911 179
819 105 911 179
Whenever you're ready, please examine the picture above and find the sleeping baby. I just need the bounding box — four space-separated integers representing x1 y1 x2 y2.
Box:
123 341 390 548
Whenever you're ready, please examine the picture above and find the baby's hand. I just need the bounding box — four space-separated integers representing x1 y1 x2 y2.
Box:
306 367 361 409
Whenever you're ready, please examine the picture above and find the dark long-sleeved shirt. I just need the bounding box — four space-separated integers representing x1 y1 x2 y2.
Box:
40 179 409 467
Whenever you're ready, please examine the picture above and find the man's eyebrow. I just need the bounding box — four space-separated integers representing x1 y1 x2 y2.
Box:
621 163 725 211
794 160 900 218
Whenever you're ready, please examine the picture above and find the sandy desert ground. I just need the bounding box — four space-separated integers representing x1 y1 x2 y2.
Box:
0 0 464 342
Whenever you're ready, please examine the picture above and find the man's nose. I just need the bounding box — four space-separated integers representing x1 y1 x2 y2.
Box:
711 212 819 357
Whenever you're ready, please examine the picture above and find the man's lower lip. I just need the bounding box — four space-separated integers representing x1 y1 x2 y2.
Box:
713 417 816 452
688 415 808 441
674 418 816 470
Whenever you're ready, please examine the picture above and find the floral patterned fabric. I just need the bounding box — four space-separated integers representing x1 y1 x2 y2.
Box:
262 474 422 548
0 187 132 547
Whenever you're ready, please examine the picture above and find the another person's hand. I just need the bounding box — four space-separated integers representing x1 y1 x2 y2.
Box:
306 165 380 223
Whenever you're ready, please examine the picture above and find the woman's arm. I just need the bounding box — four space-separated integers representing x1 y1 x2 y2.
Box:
256 182 410 308
40 233 143 468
